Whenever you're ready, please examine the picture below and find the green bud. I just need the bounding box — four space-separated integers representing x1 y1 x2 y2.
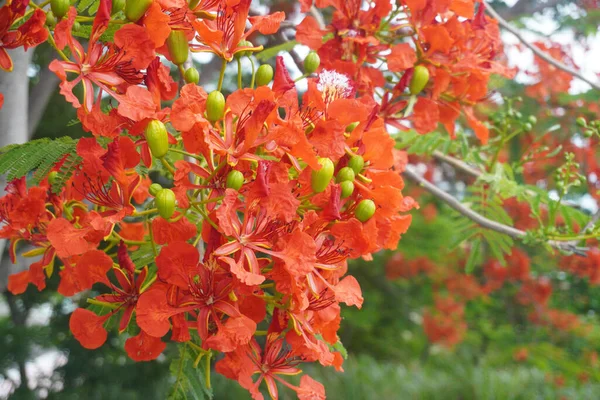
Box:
184 67 199 84
304 51 320 74
340 181 354 199
584 129 595 138
167 30 189 66
311 157 334 193
523 123 533 132
206 91 225 122
149 183 163 197
527 115 537 125
409 65 430 95
145 120 169 159
48 171 59 186
226 170 244 191
155 189 176 219
255 64 274 87
576 117 587 127
112 0 125 14
46 11 57 27
51 0 70 19
347 155 365 174
514 111 523 119
236 40 253 58
336 167 355 183
354 199 376 222
345 122 359 133
125 0 152 22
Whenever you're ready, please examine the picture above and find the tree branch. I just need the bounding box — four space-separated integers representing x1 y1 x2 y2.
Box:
484 1 600 91
403 165 588 256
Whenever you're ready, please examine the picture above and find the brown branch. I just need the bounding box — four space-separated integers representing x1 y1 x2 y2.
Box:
403 165 588 256
484 1 600 91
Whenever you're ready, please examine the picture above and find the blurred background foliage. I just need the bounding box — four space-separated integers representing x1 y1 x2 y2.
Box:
3 0 600 399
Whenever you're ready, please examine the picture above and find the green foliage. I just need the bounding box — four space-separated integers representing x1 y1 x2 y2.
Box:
51 152 82 194
169 346 213 400
396 130 462 156
0 136 78 186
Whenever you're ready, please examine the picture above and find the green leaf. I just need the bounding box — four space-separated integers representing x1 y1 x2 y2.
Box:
52 152 82 194
256 40 298 61
77 0 99 13
0 137 78 186
169 346 213 400
465 238 481 274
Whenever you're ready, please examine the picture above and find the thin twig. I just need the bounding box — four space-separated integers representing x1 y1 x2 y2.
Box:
484 1 600 91
433 151 480 178
403 165 588 256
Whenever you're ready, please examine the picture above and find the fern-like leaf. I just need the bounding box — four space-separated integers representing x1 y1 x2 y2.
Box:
51 152 82 194
0 137 78 187
169 346 213 400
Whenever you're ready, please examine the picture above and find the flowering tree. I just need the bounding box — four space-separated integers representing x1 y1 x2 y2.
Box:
0 0 598 398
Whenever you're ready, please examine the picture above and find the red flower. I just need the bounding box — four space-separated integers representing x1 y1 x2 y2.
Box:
0 0 47 72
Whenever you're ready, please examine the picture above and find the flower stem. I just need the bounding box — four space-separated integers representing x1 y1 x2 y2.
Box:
250 57 256 89
217 58 227 91
236 57 243 89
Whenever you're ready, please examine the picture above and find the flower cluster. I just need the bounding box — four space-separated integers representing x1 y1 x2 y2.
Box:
0 0 509 397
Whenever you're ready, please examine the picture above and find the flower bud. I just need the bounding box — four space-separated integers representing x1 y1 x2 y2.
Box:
184 67 199 84
236 40 253 58
48 171 59 186
51 0 70 19
336 167 355 183
125 0 152 22
255 64 274 87
226 170 244 191
347 155 364 174
345 122 359 133
340 181 354 199
523 123 533 132
46 11 57 27
528 115 537 125
311 157 334 193
155 189 176 219
145 120 169 159
584 129 595 138
409 65 430 95
576 117 587 127
167 30 189 66
112 0 125 14
206 91 225 122
304 51 320 74
149 183 163 197
354 199 376 222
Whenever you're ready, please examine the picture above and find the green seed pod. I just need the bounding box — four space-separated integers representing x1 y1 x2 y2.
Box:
149 183 163 197
145 120 169 159
51 0 70 19
311 157 335 193
340 181 354 199
184 67 199 84
347 155 365 174
345 122 359 133
48 171 59 186
125 0 152 22
409 65 430 95
206 91 225 122
576 117 587 127
255 64 274 87
354 199 376 222
336 167 355 183
236 40 253 58
167 30 189 66
226 170 244 191
112 0 125 14
304 51 320 74
155 188 176 219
